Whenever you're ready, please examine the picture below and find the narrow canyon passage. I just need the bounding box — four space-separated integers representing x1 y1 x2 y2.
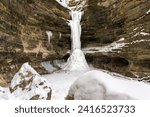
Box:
0 0 150 100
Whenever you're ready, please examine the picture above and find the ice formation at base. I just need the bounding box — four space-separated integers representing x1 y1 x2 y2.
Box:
67 70 150 100
62 49 89 70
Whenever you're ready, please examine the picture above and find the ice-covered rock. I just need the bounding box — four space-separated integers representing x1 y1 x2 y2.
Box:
9 63 52 100
66 70 150 100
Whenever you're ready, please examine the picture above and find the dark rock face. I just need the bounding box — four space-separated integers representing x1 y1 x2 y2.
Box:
0 0 70 84
0 0 150 84
82 0 150 78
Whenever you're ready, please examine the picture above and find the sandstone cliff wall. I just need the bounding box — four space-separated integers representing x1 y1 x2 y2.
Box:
0 0 150 85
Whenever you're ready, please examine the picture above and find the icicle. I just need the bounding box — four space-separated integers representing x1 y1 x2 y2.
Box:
46 31 53 44
59 32 62 40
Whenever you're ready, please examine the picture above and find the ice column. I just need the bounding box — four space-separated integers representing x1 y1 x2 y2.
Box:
46 31 53 44
69 11 82 52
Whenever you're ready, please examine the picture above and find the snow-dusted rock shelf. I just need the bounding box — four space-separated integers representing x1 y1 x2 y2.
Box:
82 38 127 53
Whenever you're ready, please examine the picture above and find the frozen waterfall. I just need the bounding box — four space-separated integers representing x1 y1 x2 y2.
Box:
56 0 89 71
62 11 89 70
69 11 82 51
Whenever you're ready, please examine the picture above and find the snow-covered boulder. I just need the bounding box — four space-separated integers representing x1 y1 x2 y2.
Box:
9 63 52 100
66 70 150 100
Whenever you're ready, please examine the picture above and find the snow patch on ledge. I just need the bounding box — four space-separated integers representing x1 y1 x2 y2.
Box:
56 0 69 9
146 9 150 14
82 37 150 54
82 38 127 53
131 39 150 44
133 32 150 37
56 0 86 11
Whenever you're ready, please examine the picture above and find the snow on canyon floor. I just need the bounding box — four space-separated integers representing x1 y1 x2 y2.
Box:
1 67 150 100
43 70 88 100
43 69 150 100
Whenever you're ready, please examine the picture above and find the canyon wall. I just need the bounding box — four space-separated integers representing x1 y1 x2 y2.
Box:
0 0 150 85
0 0 70 84
82 0 150 77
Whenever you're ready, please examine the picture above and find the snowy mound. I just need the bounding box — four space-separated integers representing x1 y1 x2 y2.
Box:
9 63 52 100
66 70 150 100
63 49 89 71
0 87 10 100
